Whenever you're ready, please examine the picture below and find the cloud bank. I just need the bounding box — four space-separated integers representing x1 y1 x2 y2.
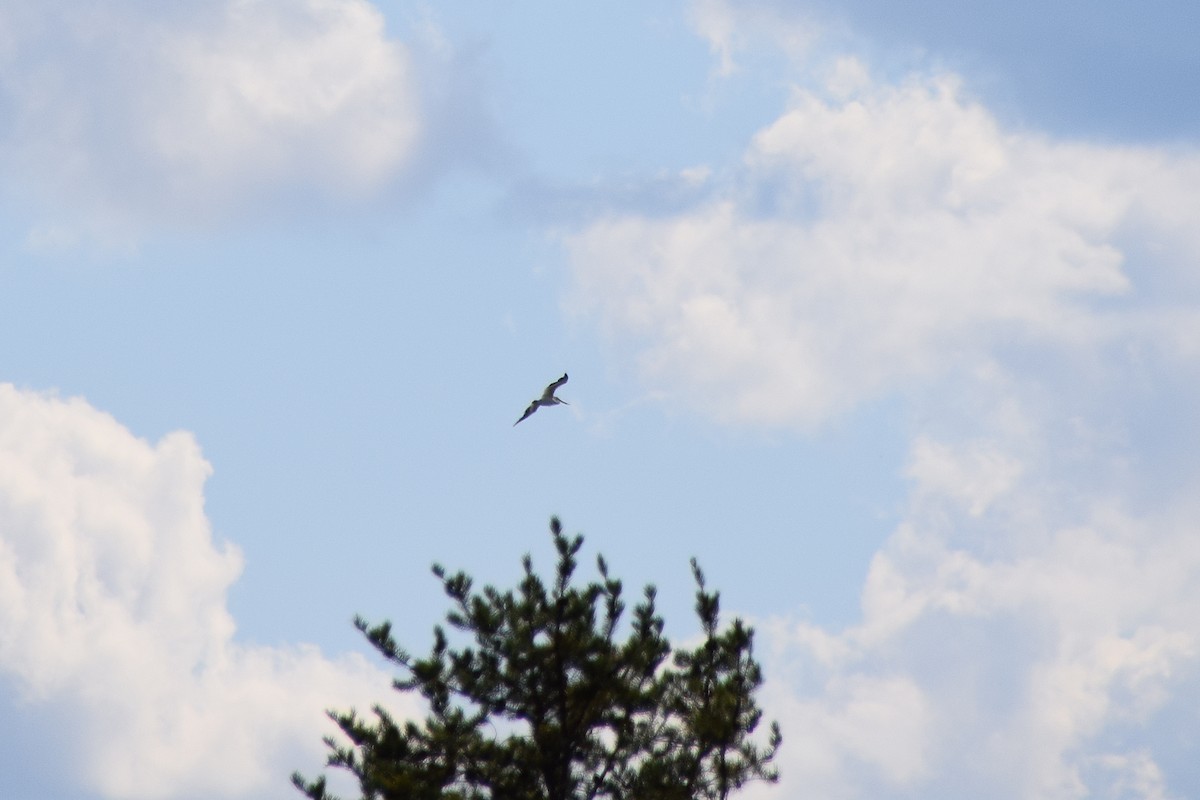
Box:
0 0 421 242
564 8 1200 796
0 384 403 799
564 56 1200 429
749 430 1200 799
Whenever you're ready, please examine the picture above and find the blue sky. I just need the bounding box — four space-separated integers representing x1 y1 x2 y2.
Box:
2 1 1200 798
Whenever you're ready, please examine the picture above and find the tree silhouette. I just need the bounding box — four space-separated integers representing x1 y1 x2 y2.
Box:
294 518 780 800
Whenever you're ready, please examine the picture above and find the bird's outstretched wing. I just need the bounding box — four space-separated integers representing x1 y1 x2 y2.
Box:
514 401 539 426
542 373 568 399
516 374 569 426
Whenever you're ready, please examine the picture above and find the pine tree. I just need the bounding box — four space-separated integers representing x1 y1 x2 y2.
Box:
293 518 781 800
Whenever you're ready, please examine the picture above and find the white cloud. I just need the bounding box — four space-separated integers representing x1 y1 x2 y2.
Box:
563 59 1200 429
747 430 1200 799
906 436 1023 517
0 0 421 238
0 384 406 799
688 0 820 76
1084 751 1179 800
564 13 1200 797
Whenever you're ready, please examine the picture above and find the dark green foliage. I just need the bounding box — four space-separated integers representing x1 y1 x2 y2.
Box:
293 518 780 800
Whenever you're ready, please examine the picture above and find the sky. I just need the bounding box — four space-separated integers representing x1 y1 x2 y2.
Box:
1 1 1199 798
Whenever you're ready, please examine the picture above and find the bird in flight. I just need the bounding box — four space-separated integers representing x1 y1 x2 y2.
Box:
514 373 569 426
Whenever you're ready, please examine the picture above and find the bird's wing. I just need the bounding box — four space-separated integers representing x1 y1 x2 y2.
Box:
514 401 539 426
542 373 568 398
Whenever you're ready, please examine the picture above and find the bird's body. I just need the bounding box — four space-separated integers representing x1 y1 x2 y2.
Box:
514 374 569 426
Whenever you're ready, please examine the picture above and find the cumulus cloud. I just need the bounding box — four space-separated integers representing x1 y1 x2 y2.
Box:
563 57 1200 429
0 384 406 799
747 427 1200 800
0 0 421 240
563 9 1200 796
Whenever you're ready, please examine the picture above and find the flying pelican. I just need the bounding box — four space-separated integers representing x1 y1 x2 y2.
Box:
514 373 569 426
